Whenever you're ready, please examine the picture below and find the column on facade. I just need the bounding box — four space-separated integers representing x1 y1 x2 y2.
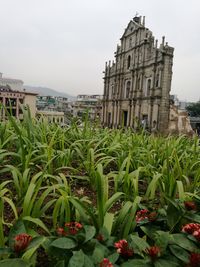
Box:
134 102 140 128
2 95 5 119
16 97 20 119
127 100 132 127
129 100 135 127
111 101 115 128
151 102 159 129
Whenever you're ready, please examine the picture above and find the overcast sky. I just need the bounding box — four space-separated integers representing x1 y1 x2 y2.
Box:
0 0 199 101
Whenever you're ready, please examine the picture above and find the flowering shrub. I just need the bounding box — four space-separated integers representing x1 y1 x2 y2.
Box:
99 258 114 267
146 246 160 261
114 239 134 258
182 223 200 234
136 209 149 222
182 223 200 241
136 209 157 223
184 201 197 211
14 233 32 253
56 221 83 236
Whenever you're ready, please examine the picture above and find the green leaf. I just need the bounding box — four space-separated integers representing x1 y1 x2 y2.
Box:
108 252 119 263
155 231 170 251
55 261 65 267
130 235 149 252
103 213 114 235
140 225 160 240
0 259 30 267
185 213 200 224
121 259 151 267
169 244 189 263
0 248 12 257
171 233 198 251
51 237 77 249
84 254 94 267
154 259 180 267
166 200 183 230
68 250 85 267
22 216 50 235
84 225 96 243
92 246 104 264
22 236 46 261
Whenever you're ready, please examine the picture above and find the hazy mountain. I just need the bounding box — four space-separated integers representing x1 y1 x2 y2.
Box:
24 85 75 100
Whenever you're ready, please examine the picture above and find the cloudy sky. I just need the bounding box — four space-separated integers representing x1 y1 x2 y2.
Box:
0 0 199 101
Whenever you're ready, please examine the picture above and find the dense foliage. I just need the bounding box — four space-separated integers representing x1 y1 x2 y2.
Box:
186 101 200 117
0 107 200 266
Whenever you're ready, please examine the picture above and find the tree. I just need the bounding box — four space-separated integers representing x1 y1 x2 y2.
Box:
186 101 200 117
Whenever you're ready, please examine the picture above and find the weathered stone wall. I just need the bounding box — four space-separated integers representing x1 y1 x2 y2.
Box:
168 105 194 135
102 16 174 133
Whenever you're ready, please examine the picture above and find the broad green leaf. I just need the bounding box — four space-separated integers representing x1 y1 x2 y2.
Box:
84 225 96 243
155 231 170 250
171 233 198 251
68 250 85 267
22 236 46 261
84 254 94 267
103 213 114 235
154 259 180 267
92 246 104 264
121 259 151 267
51 237 77 249
22 216 50 235
108 252 119 263
130 235 149 252
0 259 30 267
169 244 189 263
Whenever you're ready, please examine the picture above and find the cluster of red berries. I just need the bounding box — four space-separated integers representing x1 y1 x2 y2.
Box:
114 239 134 258
99 258 113 267
184 201 197 211
136 209 157 223
187 253 200 267
57 221 83 236
182 223 200 241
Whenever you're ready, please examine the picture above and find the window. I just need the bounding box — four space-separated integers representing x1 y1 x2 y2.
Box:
112 85 115 96
125 81 131 98
129 38 132 48
137 77 141 90
156 73 159 87
127 55 131 69
144 79 151 96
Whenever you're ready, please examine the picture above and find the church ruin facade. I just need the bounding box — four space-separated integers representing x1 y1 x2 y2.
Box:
102 16 174 133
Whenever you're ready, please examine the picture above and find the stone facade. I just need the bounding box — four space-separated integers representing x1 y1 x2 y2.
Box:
102 16 174 133
168 105 193 135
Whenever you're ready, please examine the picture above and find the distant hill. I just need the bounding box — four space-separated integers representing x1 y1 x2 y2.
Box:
24 85 75 100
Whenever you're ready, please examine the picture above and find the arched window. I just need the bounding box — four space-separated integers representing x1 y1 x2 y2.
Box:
156 73 159 87
127 55 131 69
112 85 115 96
147 79 151 90
144 78 151 96
137 77 140 90
129 38 132 48
125 81 131 98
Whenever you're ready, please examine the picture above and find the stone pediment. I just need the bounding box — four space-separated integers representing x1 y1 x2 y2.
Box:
121 20 141 39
